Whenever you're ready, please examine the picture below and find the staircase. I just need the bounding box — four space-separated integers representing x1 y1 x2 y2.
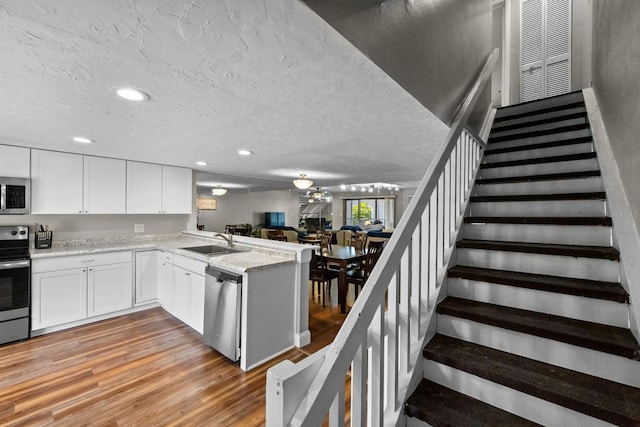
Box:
405 91 640 426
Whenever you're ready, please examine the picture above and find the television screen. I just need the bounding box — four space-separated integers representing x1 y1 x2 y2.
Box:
265 212 285 227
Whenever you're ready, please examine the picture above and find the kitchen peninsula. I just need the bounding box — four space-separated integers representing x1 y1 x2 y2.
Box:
30 230 314 371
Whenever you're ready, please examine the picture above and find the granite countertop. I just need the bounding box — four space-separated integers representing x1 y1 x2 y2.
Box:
29 232 296 273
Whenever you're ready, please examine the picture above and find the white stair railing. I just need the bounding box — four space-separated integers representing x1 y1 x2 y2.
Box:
267 49 499 427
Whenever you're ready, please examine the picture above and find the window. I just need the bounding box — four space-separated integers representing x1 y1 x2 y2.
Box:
344 197 395 229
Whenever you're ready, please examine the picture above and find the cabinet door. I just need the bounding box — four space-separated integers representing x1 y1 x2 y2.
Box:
31 150 83 214
157 252 174 310
32 268 87 330
126 161 162 213
189 273 205 334
83 156 126 214
172 266 191 324
0 145 30 178
87 262 133 317
135 250 159 305
162 165 193 214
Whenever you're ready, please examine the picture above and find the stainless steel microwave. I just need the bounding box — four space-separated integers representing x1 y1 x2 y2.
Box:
0 177 30 215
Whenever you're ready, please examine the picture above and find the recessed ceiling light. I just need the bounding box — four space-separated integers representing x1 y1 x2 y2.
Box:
238 149 253 156
73 136 94 144
116 87 149 101
196 161 208 166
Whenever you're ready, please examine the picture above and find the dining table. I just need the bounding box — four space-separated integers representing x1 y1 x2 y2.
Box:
321 245 366 313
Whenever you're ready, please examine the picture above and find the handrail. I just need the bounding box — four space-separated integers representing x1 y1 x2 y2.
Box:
267 48 499 426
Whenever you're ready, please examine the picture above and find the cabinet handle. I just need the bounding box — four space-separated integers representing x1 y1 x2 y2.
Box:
83 269 87 272
185 272 191 276
78 210 82 214
81 259 94 264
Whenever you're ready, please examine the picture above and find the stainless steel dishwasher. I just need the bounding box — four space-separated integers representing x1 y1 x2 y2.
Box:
204 266 243 362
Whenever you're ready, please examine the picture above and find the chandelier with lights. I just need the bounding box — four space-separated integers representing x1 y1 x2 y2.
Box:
211 185 227 196
293 174 313 189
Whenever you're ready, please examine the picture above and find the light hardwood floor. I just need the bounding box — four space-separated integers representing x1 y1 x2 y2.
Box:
0 282 352 426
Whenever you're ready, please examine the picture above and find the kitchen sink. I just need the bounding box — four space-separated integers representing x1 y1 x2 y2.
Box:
180 245 243 256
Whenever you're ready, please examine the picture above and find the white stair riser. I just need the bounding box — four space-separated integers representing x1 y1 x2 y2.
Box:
437 314 640 387
423 360 616 427
484 142 594 163
495 92 584 119
493 106 587 130
447 278 628 327
456 248 619 282
487 128 591 151
490 117 588 140
478 159 599 179
469 199 606 217
462 223 611 246
474 177 604 196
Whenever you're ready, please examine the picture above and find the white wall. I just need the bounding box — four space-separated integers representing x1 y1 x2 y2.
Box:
198 189 299 233
0 214 190 241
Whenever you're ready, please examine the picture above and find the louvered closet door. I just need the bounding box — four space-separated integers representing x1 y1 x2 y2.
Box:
520 0 571 102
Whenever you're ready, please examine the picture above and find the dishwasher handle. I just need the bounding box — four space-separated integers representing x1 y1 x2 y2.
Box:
205 266 243 284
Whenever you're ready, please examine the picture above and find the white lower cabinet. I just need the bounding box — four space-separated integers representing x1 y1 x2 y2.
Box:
135 250 160 305
32 268 87 330
87 262 132 317
164 254 206 334
32 251 133 331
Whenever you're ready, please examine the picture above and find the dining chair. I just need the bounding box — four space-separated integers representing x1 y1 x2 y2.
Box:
309 251 339 307
346 239 386 299
266 229 286 241
348 231 367 251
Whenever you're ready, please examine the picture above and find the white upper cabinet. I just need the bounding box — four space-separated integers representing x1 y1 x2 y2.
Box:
162 165 193 214
83 156 126 214
31 150 84 214
127 161 163 213
127 161 192 214
0 145 30 178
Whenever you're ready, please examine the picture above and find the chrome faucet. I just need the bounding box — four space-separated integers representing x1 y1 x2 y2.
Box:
214 232 233 248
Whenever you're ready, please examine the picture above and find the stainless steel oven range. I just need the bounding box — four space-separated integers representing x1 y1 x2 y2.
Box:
0 225 30 345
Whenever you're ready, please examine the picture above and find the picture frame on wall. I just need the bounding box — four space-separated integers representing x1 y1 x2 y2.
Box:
197 198 217 210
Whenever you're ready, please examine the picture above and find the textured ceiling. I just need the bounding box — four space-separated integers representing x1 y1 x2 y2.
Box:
0 0 448 192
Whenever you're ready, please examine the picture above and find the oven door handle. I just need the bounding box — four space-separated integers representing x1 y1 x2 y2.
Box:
0 260 30 270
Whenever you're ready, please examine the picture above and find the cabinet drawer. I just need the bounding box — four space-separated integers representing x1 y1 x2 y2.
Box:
32 251 132 273
173 254 206 275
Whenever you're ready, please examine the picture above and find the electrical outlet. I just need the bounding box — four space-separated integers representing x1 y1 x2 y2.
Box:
134 224 144 233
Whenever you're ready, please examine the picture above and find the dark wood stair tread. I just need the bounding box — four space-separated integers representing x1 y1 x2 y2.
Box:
481 152 597 169
490 111 588 134
448 265 628 302
470 192 605 203
476 170 601 185
436 297 640 359
405 379 541 427
484 136 592 156
494 98 585 122
457 239 620 261
488 123 590 144
424 334 640 426
464 216 612 226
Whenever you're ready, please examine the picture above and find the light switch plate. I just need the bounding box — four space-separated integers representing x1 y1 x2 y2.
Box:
134 224 144 233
